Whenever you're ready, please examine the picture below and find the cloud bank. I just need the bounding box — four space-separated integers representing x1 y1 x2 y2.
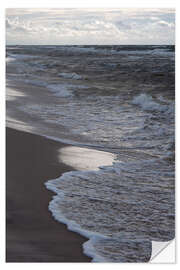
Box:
6 8 175 45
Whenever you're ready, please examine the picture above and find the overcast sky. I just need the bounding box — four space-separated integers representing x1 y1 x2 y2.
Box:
6 8 175 45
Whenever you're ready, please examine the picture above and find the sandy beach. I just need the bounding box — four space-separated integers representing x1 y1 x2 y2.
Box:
6 127 91 262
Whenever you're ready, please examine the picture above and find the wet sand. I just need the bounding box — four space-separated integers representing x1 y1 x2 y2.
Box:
6 127 91 262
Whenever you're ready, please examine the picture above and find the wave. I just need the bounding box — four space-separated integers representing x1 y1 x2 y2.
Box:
47 84 74 97
45 155 174 262
132 93 169 112
58 72 83 80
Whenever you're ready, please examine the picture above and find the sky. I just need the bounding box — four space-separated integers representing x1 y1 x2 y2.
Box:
6 8 175 45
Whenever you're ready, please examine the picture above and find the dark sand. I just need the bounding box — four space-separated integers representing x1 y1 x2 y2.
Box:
6 127 91 262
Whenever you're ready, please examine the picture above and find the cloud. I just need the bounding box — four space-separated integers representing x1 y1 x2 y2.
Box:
6 17 33 34
6 8 175 45
115 21 132 30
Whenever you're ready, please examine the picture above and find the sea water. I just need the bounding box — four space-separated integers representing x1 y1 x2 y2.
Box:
6 45 175 262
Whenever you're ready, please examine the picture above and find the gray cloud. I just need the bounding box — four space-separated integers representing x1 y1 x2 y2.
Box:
115 21 132 30
6 8 175 45
6 17 31 33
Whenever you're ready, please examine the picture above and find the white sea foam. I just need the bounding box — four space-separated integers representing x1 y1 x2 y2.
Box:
20 91 174 158
45 170 111 262
7 53 39 60
47 84 73 97
151 49 175 57
59 72 83 80
132 93 168 112
52 46 155 56
45 146 119 262
14 74 88 98
83 238 107 262
45 153 174 262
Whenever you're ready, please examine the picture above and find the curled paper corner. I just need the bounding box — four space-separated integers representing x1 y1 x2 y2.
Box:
150 239 175 263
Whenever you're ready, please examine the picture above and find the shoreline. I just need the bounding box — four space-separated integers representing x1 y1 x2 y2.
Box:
5 45 175 263
6 127 91 262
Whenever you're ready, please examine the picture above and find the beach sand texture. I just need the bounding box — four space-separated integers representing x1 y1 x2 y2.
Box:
6 127 91 262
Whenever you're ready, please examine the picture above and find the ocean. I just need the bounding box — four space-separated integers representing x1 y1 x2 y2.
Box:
6 45 175 262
